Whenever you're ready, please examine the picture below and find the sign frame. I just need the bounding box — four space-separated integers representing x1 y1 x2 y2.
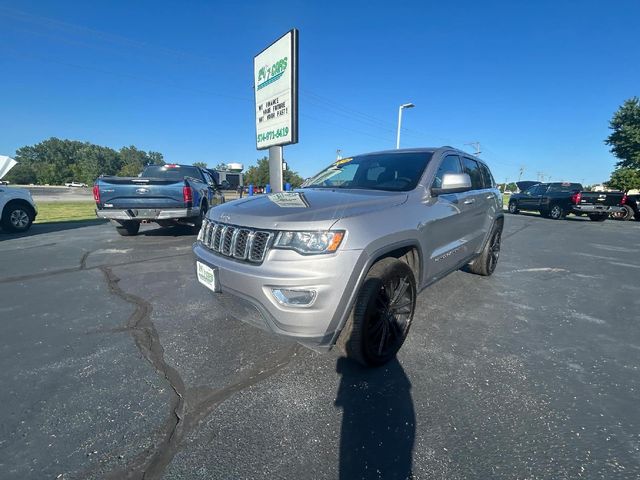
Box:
253 28 299 150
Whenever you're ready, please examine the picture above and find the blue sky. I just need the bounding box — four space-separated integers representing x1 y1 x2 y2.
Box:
1 0 638 184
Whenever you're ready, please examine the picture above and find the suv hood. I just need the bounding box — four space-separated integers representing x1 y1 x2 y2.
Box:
0 155 17 179
209 188 409 230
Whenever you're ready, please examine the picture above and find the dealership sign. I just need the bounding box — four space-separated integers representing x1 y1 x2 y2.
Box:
254 29 298 150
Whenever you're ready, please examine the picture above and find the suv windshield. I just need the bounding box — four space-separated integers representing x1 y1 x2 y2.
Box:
303 152 433 192
141 165 202 181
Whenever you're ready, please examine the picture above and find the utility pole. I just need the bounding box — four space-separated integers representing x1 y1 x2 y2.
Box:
465 142 481 156
518 166 525 181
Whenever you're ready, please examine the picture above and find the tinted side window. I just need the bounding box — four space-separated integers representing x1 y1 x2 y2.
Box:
462 157 483 190
479 163 494 188
432 155 462 188
547 183 582 193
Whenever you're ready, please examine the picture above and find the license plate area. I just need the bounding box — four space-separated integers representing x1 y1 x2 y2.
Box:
196 261 220 293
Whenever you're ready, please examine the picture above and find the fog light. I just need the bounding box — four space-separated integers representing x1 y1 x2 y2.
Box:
271 288 317 307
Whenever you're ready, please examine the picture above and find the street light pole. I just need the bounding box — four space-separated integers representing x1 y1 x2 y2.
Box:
396 103 414 149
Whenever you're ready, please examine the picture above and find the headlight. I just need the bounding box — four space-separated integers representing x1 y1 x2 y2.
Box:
274 230 345 254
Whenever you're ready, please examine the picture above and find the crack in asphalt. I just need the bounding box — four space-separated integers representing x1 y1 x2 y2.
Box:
502 220 534 240
0 251 191 284
96 266 186 480
65 255 303 480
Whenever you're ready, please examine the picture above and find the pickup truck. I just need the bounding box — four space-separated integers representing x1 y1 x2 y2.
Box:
94 164 224 236
193 147 504 366
0 156 38 233
508 181 625 221
614 193 640 221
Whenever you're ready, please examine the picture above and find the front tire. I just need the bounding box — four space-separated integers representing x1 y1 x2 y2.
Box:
468 222 502 276
508 201 519 214
337 258 416 367
115 220 140 236
1 201 35 232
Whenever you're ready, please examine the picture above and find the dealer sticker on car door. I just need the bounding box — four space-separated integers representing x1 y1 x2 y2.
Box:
196 261 219 293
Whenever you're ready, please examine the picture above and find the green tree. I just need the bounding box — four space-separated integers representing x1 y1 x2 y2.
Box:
193 161 208 168
244 157 270 186
605 167 640 193
605 97 640 169
148 151 165 165
117 146 164 176
212 162 229 171
4 162 36 184
244 156 305 188
4 138 164 184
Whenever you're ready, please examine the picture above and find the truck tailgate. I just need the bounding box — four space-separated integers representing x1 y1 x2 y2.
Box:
578 192 624 207
97 177 186 209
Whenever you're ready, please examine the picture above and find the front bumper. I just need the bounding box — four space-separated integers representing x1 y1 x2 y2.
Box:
192 242 366 351
96 207 199 221
572 205 624 214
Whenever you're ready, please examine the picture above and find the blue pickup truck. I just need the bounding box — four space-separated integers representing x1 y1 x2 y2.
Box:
94 164 224 236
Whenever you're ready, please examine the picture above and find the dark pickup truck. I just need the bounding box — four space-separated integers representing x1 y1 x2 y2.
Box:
94 164 224 236
508 181 625 221
616 193 640 221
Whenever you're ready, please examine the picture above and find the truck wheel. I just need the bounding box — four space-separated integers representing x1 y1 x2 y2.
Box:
1 201 35 232
336 258 416 367
115 221 140 236
192 202 207 234
468 222 502 276
588 214 607 222
617 205 635 221
508 201 519 214
549 204 565 220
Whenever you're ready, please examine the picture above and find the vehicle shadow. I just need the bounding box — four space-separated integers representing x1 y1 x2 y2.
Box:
140 224 197 237
0 219 108 240
506 211 592 222
335 356 415 480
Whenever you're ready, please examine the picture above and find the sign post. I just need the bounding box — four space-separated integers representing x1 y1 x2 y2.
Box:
254 29 298 193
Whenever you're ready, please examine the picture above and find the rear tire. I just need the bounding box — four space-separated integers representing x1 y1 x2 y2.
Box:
1 201 35 232
613 205 634 221
549 204 565 220
468 222 503 276
336 258 416 367
115 220 140 236
588 214 607 222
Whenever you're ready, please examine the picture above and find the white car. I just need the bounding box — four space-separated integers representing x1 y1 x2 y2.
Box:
0 156 38 232
65 181 88 187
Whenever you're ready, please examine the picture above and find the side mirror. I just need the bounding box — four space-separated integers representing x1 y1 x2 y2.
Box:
431 173 472 196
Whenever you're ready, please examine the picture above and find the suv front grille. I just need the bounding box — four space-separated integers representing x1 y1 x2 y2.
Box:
199 219 273 263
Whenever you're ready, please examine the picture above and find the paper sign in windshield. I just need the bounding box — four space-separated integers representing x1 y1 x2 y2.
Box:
267 192 309 208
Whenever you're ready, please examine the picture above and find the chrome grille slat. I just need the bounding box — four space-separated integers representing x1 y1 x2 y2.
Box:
199 220 272 263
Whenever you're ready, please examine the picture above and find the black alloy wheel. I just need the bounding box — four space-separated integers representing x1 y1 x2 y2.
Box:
337 258 416 367
363 272 415 363
468 222 503 276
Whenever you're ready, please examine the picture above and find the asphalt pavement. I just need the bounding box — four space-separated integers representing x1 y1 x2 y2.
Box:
0 214 639 479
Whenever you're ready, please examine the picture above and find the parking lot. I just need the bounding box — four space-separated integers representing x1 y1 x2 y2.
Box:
1 214 639 479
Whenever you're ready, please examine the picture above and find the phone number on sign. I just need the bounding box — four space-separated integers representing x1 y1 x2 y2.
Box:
257 127 289 143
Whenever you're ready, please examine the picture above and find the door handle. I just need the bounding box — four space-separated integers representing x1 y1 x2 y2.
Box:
463 198 475 205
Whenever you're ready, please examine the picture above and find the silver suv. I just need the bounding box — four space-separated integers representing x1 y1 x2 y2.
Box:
193 148 503 366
